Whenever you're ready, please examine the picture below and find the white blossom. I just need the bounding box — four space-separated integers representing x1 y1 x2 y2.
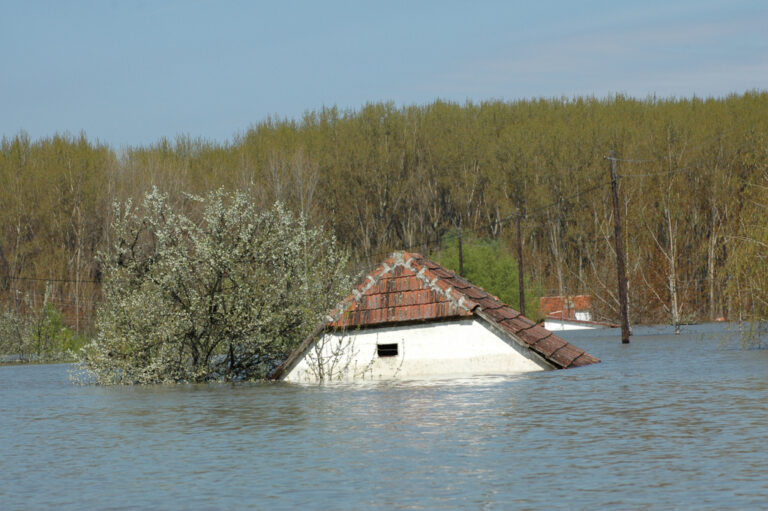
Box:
74 188 352 384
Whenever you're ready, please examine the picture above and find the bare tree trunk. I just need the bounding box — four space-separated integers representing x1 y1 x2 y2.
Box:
707 210 720 320
547 214 565 298
666 208 681 334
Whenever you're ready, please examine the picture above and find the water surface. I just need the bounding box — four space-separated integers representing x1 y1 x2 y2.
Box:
1 324 766 510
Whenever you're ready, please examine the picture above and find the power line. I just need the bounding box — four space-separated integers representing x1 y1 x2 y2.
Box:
604 157 658 163
1 275 100 284
618 164 696 179
489 179 611 229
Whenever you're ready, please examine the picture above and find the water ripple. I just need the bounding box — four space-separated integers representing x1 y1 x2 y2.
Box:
1 325 767 509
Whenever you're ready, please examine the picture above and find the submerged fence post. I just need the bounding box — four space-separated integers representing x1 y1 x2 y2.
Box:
608 151 631 344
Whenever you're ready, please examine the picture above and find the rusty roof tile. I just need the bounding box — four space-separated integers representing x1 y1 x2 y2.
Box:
431 277 453 293
482 307 508 323
517 326 551 345
532 335 568 357
482 306 519 323
430 266 456 279
496 318 521 336
461 287 489 300
504 317 534 333
569 352 601 367
476 297 504 310
518 315 537 328
443 277 472 290
493 307 520 320
549 343 585 368
522 324 550 337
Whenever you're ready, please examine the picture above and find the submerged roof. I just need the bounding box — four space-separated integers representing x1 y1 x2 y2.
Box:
540 295 593 316
270 251 599 379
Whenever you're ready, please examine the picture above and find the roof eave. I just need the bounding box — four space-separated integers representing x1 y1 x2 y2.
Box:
474 310 557 369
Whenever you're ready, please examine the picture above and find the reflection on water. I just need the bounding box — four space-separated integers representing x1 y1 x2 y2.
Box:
1 324 767 510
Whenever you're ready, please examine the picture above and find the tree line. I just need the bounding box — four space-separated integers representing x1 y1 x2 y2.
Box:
2 91 767 336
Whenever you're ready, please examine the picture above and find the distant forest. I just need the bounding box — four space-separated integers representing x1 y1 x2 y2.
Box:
2 92 767 332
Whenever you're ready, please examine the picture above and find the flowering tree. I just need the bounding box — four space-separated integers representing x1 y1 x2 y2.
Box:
76 188 352 384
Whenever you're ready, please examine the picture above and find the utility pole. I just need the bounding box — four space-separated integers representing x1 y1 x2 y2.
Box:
608 151 631 344
458 225 464 277
516 210 526 316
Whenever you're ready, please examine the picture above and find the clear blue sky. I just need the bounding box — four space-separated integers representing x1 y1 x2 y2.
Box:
1 0 765 147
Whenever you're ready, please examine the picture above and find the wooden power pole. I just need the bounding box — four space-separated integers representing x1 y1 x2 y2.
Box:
458 225 464 277
608 151 631 344
516 210 526 316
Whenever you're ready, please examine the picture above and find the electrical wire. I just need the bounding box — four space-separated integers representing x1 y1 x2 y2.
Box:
1 275 100 284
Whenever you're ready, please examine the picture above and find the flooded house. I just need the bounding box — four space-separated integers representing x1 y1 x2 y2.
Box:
270 252 599 383
540 295 619 331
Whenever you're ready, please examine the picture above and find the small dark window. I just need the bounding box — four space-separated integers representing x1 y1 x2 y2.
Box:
377 343 398 357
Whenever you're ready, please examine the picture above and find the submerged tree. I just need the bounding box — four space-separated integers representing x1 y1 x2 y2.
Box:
75 188 352 384
725 148 768 348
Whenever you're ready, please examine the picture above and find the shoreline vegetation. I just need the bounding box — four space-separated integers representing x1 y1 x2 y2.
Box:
2 93 768 369
2 320 764 368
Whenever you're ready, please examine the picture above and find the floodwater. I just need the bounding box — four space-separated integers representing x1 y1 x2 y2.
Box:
1 324 767 510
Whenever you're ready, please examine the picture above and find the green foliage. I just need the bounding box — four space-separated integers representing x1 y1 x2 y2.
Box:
0 303 86 362
3 92 768 332
433 232 542 320
75 188 352 384
32 304 88 355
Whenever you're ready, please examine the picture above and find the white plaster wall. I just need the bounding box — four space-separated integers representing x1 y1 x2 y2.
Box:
283 318 547 383
544 319 599 331
575 311 592 321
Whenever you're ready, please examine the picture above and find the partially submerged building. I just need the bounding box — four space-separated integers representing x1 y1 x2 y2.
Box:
270 252 599 383
540 295 618 331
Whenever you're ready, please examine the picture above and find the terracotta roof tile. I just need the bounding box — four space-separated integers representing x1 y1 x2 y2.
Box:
549 343 585 368
461 287 489 300
483 306 518 323
421 259 442 270
476 297 504 310
431 276 453 293
540 295 594 318
367 263 391 283
430 267 456 279
392 264 416 278
502 317 534 334
532 335 568 357
515 325 551 345
360 294 381 310
443 277 472 290
324 251 599 369
359 289 448 310
496 307 520 320
372 276 423 294
569 352 601 367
